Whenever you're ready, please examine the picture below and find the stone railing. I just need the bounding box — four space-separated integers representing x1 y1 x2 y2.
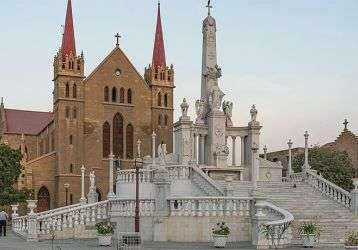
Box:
117 169 154 183
36 203 82 218
13 200 110 241
253 199 294 248
190 165 225 196
168 197 252 217
283 172 304 183
110 199 155 217
304 170 351 208
166 165 190 180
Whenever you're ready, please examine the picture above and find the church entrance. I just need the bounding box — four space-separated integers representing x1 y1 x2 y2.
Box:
37 186 50 212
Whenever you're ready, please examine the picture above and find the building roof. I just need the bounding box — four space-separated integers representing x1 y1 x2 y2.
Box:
61 0 76 57
4 109 53 135
152 2 166 68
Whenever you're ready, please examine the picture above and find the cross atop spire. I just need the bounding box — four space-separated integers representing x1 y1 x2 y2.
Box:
114 33 121 47
206 0 213 16
152 1 166 69
343 119 349 131
61 0 76 57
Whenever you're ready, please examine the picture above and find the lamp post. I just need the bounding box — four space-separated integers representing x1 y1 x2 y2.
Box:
135 139 143 233
287 139 293 177
64 183 70 206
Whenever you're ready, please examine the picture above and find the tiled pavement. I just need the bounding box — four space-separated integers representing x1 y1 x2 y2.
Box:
0 230 345 250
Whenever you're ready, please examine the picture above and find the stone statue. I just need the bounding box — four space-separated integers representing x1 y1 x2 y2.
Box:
90 171 96 189
203 65 222 80
209 86 224 111
250 105 258 123
180 98 189 118
222 101 233 127
157 143 167 166
195 99 205 124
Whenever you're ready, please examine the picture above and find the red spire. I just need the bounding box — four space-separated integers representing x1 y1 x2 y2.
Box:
152 2 166 68
61 0 76 57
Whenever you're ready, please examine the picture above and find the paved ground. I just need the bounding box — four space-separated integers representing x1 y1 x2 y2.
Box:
0 230 346 250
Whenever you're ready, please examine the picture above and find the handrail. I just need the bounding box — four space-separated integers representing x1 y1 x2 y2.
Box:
37 200 109 220
36 203 82 217
191 164 224 195
262 201 294 227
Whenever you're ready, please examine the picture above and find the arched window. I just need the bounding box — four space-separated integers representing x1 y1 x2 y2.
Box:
113 113 124 158
65 106 70 118
37 186 50 212
164 115 169 126
73 108 77 119
102 122 110 158
127 89 132 104
70 164 73 173
104 86 109 102
164 94 168 107
73 84 77 98
65 83 70 98
126 124 134 159
112 87 117 102
120 88 125 103
157 92 162 106
69 135 73 145
158 115 162 126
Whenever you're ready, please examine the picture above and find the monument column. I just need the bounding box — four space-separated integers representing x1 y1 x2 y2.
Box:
251 143 259 191
232 136 236 166
194 134 198 163
79 165 86 205
199 134 205 164
152 131 156 164
107 152 116 199
288 139 293 177
304 131 310 171
241 136 245 166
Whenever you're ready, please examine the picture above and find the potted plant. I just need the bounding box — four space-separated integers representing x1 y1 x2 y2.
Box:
95 222 115 246
345 231 358 249
298 222 320 248
212 222 230 248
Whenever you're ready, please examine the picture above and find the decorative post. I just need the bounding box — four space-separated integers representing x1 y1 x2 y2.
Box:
351 178 358 216
152 130 156 165
251 143 259 192
304 131 310 171
137 139 142 158
194 134 198 164
26 199 38 242
79 165 87 205
199 134 205 164
107 152 116 199
288 139 293 177
241 136 245 166
263 145 267 160
232 136 236 166
11 204 19 218
252 197 269 248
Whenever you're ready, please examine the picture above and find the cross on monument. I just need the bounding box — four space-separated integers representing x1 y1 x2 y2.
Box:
206 0 213 16
343 119 349 131
115 33 121 47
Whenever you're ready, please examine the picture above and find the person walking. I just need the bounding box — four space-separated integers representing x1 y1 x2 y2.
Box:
0 210 9 236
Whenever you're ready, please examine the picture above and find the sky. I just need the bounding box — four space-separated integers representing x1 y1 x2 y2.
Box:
1 0 357 152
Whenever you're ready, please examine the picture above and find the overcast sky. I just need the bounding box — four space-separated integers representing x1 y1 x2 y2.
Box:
1 0 357 152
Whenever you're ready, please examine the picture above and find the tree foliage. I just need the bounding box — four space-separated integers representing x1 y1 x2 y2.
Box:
292 146 354 191
0 143 30 205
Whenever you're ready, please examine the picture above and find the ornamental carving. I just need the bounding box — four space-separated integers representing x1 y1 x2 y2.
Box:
222 101 233 127
215 144 229 156
208 85 224 111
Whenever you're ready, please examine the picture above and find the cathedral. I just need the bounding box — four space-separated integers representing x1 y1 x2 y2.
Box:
0 0 174 211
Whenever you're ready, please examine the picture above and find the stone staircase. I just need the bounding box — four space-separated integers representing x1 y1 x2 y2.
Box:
190 165 224 196
257 181 358 246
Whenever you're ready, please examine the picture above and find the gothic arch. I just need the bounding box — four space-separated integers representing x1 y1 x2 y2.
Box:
37 186 50 212
102 122 110 158
120 88 125 103
164 94 168 107
158 114 162 126
104 86 109 102
113 113 124 158
65 83 70 98
127 89 132 104
112 87 117 102
73 84 77 98
157 92 162 106
126 124 134 159
164 115 169 126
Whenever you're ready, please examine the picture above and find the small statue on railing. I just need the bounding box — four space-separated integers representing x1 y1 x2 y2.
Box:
157 143 167 167
90 171 96 189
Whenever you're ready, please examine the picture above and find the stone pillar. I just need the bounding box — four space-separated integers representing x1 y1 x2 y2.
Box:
304 131 310 171
251 143 259 192
251 198 269 248
11 204 19 218
152 168 171 241
194 134 198 164
288 139 293 177
152 131 156 165
351 179 358 216
107 153 116 200
79 165 87 205
263 145 267 160
199 134 205 165
241 136 245 166
26 200 38 242
232 136 236 166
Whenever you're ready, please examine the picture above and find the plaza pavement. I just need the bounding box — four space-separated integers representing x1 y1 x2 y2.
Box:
0 230 345 250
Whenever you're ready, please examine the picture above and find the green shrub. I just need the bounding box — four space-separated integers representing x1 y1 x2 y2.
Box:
345 231 358 246
212 222 230 236
95 222 115 235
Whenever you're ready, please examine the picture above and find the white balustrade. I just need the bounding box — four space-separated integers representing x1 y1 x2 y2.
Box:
168 197 252 217
117 169 154 183
111 199 155 217
166 165 190 180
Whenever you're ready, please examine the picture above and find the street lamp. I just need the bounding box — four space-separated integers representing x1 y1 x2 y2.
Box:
64 183 70 206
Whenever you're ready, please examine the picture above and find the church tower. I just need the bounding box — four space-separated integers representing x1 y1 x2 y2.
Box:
145 2 175 153
53 0 85 206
